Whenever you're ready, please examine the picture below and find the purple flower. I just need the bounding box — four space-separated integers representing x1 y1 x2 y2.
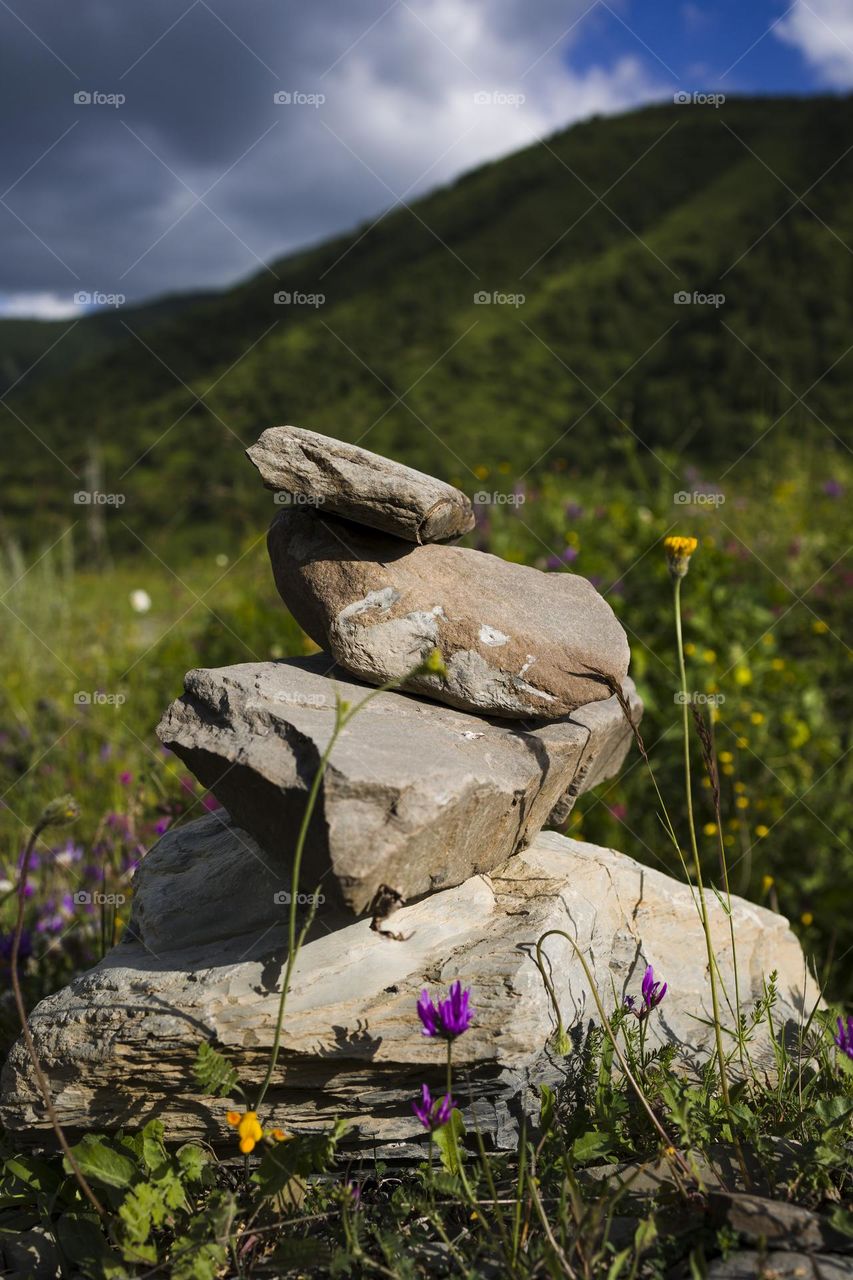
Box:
823 479 844 498
417 980 474 1039
411 1084 456 1132
154 817 172 835
625 965 668 1021
562 545 578 563
834 1015 853 1059
119 770 133 786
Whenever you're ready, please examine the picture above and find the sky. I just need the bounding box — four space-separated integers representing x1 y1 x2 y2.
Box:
1 0 852 318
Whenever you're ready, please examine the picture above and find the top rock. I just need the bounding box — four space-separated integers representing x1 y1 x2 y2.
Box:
247 426 476 544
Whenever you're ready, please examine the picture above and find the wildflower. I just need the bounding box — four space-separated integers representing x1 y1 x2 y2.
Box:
417 647 448 679
750 712 765 725
269 1127 289 1142
812 620 829 635
417 980 474 1039
119 770 133 786
762 874 774 892
411 1084 456 1132
663 535 698 580
755 825 770 838
800 912 814 927
702 822 717 836
834 1016 853 1060
129 589 152 614
624 965 668 1020
226 1110 263 1154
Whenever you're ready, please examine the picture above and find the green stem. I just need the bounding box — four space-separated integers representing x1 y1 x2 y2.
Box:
673 579 739 1139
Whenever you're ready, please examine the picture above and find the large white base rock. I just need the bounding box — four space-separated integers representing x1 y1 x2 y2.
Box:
0 828 817 1156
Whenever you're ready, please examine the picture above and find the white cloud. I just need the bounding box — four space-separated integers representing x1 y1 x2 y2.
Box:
776 0 853 88
0 292 78 319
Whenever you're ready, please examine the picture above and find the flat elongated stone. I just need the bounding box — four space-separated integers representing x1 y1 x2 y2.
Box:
247 426 475 543
0 828 817 1157
155 655 640 914
267 508 630 718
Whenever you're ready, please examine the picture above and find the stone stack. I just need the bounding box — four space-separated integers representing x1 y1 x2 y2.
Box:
0 428 818 1157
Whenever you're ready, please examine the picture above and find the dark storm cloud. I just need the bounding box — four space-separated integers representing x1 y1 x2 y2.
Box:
0 0 666 310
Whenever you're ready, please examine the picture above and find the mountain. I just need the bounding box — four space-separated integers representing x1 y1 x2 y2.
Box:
3 94 853 551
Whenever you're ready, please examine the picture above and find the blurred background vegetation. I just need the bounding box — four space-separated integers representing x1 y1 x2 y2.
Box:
1 95 851 1038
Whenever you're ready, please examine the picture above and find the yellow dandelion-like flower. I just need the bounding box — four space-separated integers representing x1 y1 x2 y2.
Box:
227 1110 263 1155
750 712 765 725
269 1127 289 1142
762 874 774 891
771 658 785 671
736 796 749 810
755 825 770 838
812 620 828 635
702 649 717 664
722 764 735 776
684 642 696 656
800 911 814 927
663 535 698 580
734 665 752 687
719 751 734 764
702 822 717 836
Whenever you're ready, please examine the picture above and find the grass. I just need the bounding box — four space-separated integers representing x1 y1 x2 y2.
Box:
0 451 851 1276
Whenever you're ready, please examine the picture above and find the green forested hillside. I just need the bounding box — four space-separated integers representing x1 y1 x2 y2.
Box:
3 94 853 550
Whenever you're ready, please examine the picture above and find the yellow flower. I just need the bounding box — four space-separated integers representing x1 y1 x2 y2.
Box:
663 535 698 579
269 1128 289 1142
812 620 828 635
750 712 764 725
736 796 749 810
473 464 489 480
722 764 735 776
702 822 717 836
702 649 717 664
755 824 769 838
762 874 774 891
719 751 734 764
734 781 746 794
800 911 814 927
227 1110 263 1155
771 658 785 671
684 642 696 656
734 665 752 686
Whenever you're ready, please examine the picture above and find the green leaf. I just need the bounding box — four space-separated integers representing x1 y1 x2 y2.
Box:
193 1041 239 1098
64 1134 138 1190
119 1180 168 1246
571 1129 614 1165
252 1120 349 1199
433 1109 466 1177
54 1212 128 1279
606 1246 632 1280
539 1083 556 1134
1 1153 63 1197
177 1143 215 1186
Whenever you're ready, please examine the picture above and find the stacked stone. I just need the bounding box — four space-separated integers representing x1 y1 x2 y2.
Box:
0 428 817 1157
